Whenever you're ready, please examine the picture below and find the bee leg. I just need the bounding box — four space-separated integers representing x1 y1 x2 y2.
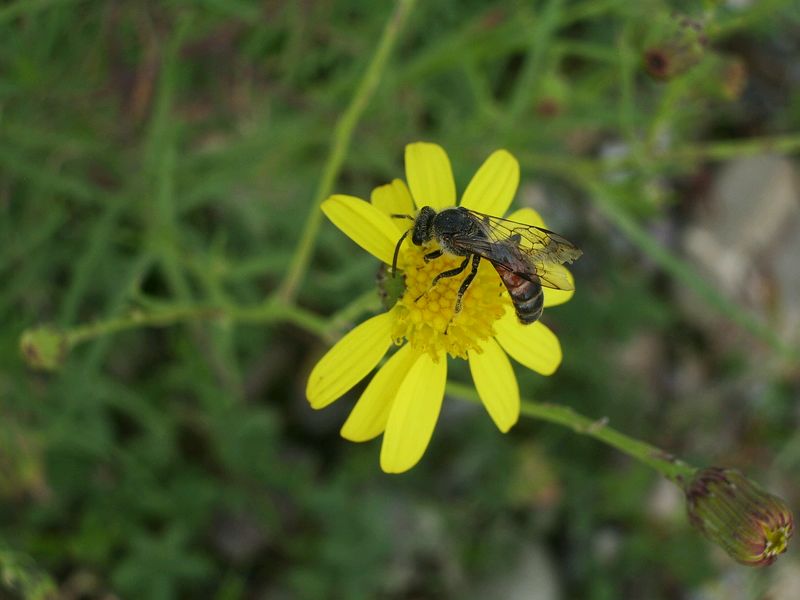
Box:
415 255 470 302
430 255 470 287
423 249 443 263
453 255 481 313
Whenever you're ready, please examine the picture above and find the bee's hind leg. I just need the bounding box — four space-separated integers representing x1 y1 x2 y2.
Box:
453 255 481 313
415 255 470 302
445 255 481 334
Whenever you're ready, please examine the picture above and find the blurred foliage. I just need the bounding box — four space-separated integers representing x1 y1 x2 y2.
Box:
2 0 800 598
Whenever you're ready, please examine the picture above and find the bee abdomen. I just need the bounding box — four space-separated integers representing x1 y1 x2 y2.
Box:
497 269 544 324
511 281 543 324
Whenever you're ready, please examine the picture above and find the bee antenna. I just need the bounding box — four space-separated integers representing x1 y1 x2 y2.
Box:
391 229 410 278
390 213 415 221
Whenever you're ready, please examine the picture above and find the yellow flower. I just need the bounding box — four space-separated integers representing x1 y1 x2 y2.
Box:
307 142 575 473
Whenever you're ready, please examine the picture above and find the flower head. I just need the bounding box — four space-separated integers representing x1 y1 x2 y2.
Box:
643 13 708 81
20 326 68 371
685 467 794 566
307 142 576 473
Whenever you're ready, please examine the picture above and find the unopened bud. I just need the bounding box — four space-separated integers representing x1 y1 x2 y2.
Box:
19 326 68 371
377 263 406 311
535 72 569 118
643 14 708 80
681 53 748 102
716 56 748 101
685 467 793 566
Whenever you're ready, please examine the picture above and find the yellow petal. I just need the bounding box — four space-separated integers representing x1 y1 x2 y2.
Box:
380 351 447 473
321 195 401 265
405 142 456 210
494 308 562 376
460 150 520 216
370 179 416 227
503 207 574 307
468 338 520 432
306 312 393 409
340 344 417 442
504 206 547 229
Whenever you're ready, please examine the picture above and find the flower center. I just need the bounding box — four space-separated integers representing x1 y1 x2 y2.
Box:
390 242 508 359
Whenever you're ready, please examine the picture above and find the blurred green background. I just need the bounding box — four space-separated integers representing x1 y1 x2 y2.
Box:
2 0 800 598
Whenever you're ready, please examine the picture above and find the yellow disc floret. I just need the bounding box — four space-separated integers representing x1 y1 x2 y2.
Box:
391 242 508 360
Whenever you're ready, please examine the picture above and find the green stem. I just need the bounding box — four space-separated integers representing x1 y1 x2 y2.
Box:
707 0 793 39
663 132 800 164
503 0 563 127
616 20 647 161
65 305 224 347
0 0 89 23
520 133 800 179
327 289 382 332
582 179 796 361
58 286 384 352
233 300 332 341
277 0 416 302
518 136 800 363
446 382 697 484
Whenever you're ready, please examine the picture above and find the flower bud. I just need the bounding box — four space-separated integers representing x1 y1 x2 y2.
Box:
376 263 406 311
19 326 68 371
684 53 748 102
535 72 569 118
643 14 708 80
685 467 794 566
718 57 747 101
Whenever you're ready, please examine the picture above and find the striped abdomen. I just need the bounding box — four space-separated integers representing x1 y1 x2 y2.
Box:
494 266 544 324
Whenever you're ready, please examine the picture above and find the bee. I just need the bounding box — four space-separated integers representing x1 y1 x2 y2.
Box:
392 206 581 325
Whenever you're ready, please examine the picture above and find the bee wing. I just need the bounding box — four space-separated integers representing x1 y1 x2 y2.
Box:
468 209 583 265
533 261 574 291
449 231 576 292
491 252 575 291
458 210 580 291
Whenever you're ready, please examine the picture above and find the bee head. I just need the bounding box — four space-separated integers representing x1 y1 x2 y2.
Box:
411 206 437 245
